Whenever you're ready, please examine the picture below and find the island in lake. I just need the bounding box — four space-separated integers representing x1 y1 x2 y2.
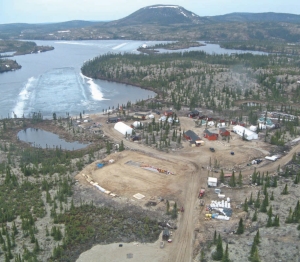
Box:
0 40 54 73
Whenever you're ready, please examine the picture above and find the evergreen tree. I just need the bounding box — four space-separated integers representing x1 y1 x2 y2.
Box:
212 234 223 260
213 230 217 245
119 140 125 151
281 184 288 195
270 191 274 200
273 215 280 227
267 206 273 217
0 234 4 244
172 202 177 219
238 171 243 187
106 141 111 154
285 207 293 223
12 222 18 235
260 193 268 212
219 169 225 183
229 171 236 187
222 243 230 262
252 209 257 222
200 249 206 262
243 198 248 212
253 230 260 246
272 177 277 187
294 174 299 184
266 214 272 227
250 245 261 262
254 191 261 209
34 239 40 253
252 169 257 184
166 200 170 214
248 193 253 205
236 218 244 234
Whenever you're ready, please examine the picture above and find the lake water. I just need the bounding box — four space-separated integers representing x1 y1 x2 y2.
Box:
18 128 89 150
0 40 267 119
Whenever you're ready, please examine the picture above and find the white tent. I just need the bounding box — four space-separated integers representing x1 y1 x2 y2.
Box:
233 125 258 140
114 122 133 136
132 121 143 128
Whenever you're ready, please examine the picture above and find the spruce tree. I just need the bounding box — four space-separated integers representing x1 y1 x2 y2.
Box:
272 177 277 187
250 245 261 262
266 214 272 227
212 234 223 261
229 171 236 187
254 191 261 209
243 198 248 212
166 200 170 214
222 243 230 262
253 230 260 246
273 215 280 227
281 184 288 195
270 191 274 200
200 250 205 262
248 192 253 205
285 207 293 223
260 193 268 213
236 218 244 234
294 174 299 184
220 169 225 183
252 209 257 222
238 171 243 187
172 202 177 219
213 230 217 245
267 206 273 217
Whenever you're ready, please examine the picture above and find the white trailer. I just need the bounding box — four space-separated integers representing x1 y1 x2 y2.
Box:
208 177 218 187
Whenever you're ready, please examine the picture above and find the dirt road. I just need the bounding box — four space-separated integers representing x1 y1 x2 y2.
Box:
99 118 204 262
168 168 201 262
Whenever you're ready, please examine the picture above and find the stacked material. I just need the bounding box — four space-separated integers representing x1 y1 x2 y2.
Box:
210 200 231 209
207 200 233 220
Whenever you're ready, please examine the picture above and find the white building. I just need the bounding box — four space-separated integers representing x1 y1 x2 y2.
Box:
233 125 258 140
114 122 133 136
208 177 218 187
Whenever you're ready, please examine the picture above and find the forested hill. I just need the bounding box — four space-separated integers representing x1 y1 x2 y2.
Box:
81 51 300 112
0 5 300 43
209 12 300 23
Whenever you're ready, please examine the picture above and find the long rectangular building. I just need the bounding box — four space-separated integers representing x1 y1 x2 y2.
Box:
233 125 258 140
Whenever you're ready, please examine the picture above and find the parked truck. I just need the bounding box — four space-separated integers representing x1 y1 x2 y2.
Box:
198 188 205 198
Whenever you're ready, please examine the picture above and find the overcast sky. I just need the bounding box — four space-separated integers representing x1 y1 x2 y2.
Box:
1 0 299 24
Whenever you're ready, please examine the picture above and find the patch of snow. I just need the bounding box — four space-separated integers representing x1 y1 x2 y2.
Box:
181 11 187 17
150 5 179 9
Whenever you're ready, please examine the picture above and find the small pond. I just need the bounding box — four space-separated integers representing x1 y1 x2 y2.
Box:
17 128 89 150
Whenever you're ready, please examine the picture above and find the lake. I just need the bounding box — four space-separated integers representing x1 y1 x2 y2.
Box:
0 40 267 119
18 128 89 150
